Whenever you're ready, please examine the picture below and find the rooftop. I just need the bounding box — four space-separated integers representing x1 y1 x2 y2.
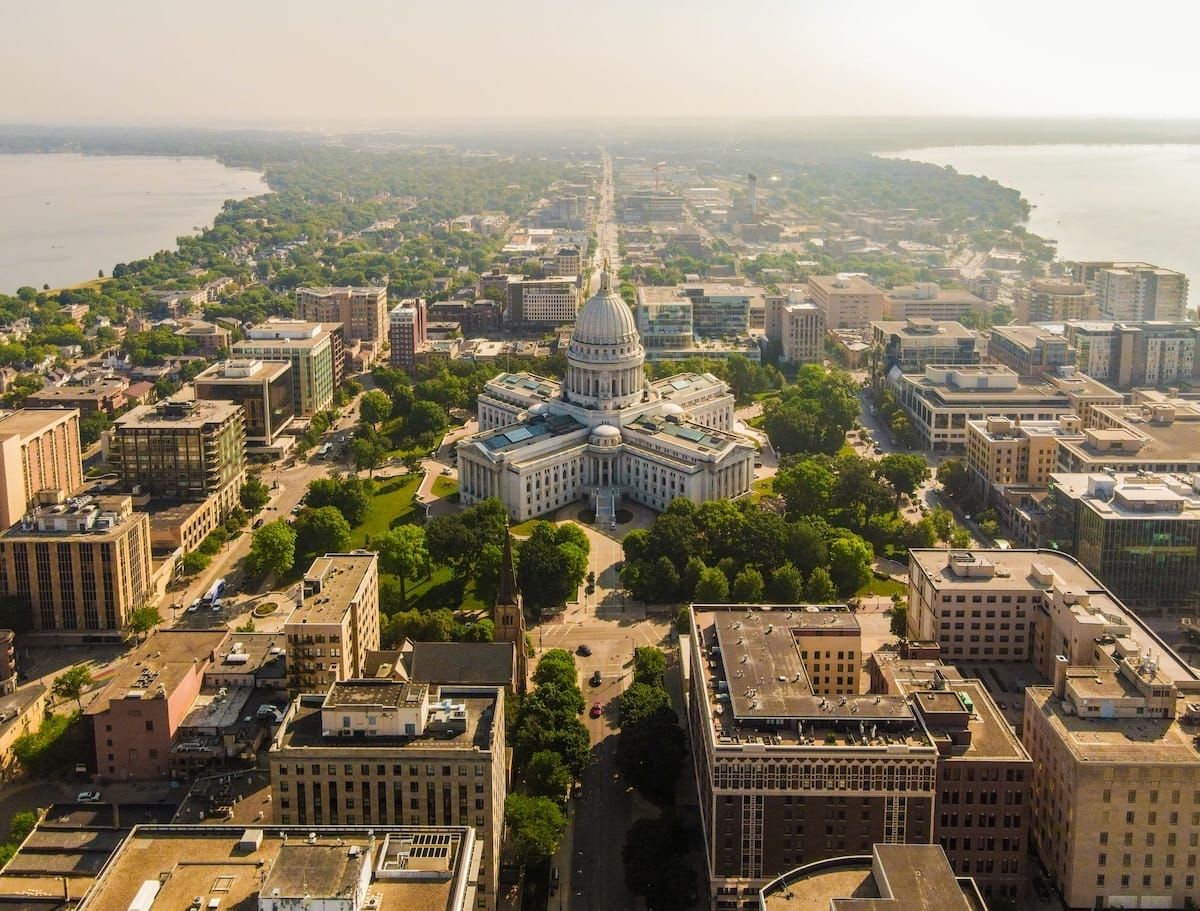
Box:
114 398 243 431
1059 402 1200 467
871 319 976 340
1050 471 1200 520
4 494 139 539
808 275 884 295
83 630 229 717
292 552 377 624
472 412 585 455
760 844 986 911
194 358 292 384
408 642 516 688
1028 687 1200 764
0 408 79 438
75 825 476 911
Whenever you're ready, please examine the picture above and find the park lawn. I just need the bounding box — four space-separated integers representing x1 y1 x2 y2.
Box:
431 476 458 498
349 474 422 547
857 575 906 598
396 566 488 613
507 517 543 537
749 477 775 504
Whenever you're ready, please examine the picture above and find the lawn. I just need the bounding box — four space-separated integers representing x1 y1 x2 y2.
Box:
348 474 422 547
857 575 906 598
400 565 488 613
749 477 775 504
431 476 458 498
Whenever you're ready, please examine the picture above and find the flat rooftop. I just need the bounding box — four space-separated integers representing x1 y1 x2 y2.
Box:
761 844 986 911
84 630 229 717
966 417 1084 442
1050 471 1200 520
115 399 242 430
194 358 291 384
294 552 377 623
809 275 883 295
693 606 920 746
1060 403 1200 467
871 319 976 340
1028 687 1200 764
651 371 725 400
75 826 475 911
278 690 497 753
0 408 78 437
473 412 585 455
627 414 746 457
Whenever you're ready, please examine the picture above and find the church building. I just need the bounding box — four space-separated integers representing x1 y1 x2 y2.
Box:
457 270 757 522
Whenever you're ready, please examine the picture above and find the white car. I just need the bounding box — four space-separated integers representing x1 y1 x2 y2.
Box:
77 791 101 803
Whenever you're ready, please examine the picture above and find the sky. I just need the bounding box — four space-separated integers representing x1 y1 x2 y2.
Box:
3 0 1200 127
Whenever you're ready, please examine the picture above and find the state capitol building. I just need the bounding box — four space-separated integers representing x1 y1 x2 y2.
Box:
457 271 757 522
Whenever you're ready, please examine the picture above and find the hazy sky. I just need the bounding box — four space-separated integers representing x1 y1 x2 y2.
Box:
3 0 1199 126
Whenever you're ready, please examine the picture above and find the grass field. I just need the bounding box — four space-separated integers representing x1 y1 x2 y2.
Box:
348 474 422 547
857 575 906 598
431 476 458 498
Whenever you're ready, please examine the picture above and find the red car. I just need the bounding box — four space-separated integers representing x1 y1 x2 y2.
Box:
590 701 603 718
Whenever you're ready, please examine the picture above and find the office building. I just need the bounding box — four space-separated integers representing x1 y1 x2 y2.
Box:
871 659 1031 902
74 824 481 911
636 286 695 349
885 282 988 323
687 604 938 907
553 245 582 276
871 319 979 374
110 399 246 505
1015 279 1097 323
758 844 988 911
504 276 579 328
808 275 886 330
1073 261 1189 322
0 494 152 641
1044 471 1200 613
621 191 685 222
458 273 756 522
887 364 1120 451
269 681 506 909
25 381 127 416
987 325 1076 376
778 301 826 364
296 285 389 344
388 298 428 370
233 320 344 417
965 414 1084 493
81 629 229 778
1024 636 1200 909
193 358 295 449
429 298 502 335
681 284 762 339
0 408 83 532
284 552 380 694
1064 319 1199 388
1055 398 1200 475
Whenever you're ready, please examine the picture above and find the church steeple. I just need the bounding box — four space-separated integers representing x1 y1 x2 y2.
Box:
493 531 527 692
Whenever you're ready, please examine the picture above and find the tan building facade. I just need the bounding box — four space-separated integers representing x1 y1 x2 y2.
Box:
965 415 1084 490
296 285 389 344
285 552 380 694
0 495 152 640
0 408 84 532
269 681 506 911
807 275 886 330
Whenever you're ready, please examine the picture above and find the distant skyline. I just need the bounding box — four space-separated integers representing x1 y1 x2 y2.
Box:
4 0 1200 127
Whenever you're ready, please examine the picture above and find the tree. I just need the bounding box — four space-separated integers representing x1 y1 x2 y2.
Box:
525 750 572 801
633 647 666 688
247 520 297 578
504 794 566 866
52 666 93 712
879 453 930 513
240 476 272 512
359 389 392 430
79 410 112 448
616 705 687 805
532 649 578 692
773 459 835 518
516 523 589 614
693 566 729 603
889 599 909 639
351 436 386 476
937 458 973 503
179 550 211 576
803 566 838 603
731 567 765 603
294 506 352 562
126 605 162 642
407 400 449 438
306 476 375 526
828 533 874 598
618 681 671 729
373 525 428 609
767 563 805 603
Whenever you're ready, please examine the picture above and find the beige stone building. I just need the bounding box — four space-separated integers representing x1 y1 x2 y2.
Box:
296 285 389 344
965 415 1084 491
284 552 380 694
807 274 885 330
0 408 84 531
268 681 506 911
0 494 152 641
1015 279 1098 323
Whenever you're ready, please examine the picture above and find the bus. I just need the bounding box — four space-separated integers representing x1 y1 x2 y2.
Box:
202 578 226 605
319 442 333 458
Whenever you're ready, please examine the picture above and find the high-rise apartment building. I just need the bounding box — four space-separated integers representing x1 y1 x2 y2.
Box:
284 552 380 694
296 285 389 344
1015 279 1097 323
1073 262 1189 322
193 358 294 449
0 409 84 531
233 320 344 417
110 399 246 506
779 301 826 364
388 298 428 370
268 681 506 910
0 494 152 641
987 325 1076 376
505 276 579 328
1063 320 1199 388
871 318 979 373
808 275 886 330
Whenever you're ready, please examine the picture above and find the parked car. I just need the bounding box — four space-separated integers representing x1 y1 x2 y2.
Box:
590 670 602 687
577 644 592 657
589 701 603 718
186 599 200 613
1034 877 1051 901
77 791 101 803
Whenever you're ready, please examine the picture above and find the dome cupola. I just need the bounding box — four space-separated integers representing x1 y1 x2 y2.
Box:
564 267 646 412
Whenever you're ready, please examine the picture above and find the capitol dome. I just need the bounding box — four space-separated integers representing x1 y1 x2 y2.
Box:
572 270 638 346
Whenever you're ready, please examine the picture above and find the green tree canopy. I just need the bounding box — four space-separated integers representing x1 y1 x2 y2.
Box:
693 566 729 603
504 794 566 866
126 605 162 642
618 681 671 729
239 476 272 512
803 566 838 603
359 389 392 429
52 666 93 712
525 750 573 802
879 453 930 512
305 476 375 526
294 506 352 563
372 525 428 609
632 647 666 688
247 520 297 578
516 523 589 614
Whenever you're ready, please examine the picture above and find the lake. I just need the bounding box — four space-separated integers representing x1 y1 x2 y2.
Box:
0 153 268 294
886 144 1200 309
